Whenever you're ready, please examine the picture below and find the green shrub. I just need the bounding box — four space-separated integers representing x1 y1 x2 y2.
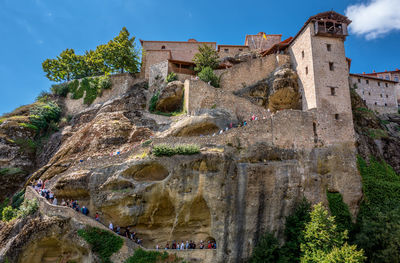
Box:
166 72 178 83
279 198 311 262
354 157 400 262
77 227 123 263
149 92 159 112
198 67 220 88
327 192 353 233
2 206 17 222
84 78 100 105
367 128 388 139
0 198 9 220
17 198 38 217
11 190 25 209
124 248 169 263
14 138 37 154
19 122 38 131
0 167 23 177
29 101 61 132
249 232 281 263
68 80 80 97
141 139 152 147
152 144 200 157
51 82 70 97
99 75 112 90
36 91 51 102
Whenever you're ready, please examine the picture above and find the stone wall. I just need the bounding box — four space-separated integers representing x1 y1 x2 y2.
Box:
215 54 287 93
63 73 141 116
288 24 316 110
350 76 398 114
218 46 250 58
155 109 316 150
185 79 269 120
142 41 216 78
143 50 171 79
149 61 169 88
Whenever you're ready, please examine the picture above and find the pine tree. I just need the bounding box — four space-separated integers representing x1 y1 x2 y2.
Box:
300 203 365 263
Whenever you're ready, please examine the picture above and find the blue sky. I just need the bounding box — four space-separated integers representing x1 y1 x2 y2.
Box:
0 0 399 115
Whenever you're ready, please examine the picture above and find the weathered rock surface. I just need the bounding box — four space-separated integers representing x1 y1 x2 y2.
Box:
351 89 400 173
156 81 184 113
233 65 301 112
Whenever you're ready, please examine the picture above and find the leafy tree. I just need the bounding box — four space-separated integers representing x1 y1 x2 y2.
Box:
279 198 311 262
198 66 220 87
104 27 140 73
327 192 353 234
249 232 281 263
300 203 365 263
42 58 64 82
192 44 219 73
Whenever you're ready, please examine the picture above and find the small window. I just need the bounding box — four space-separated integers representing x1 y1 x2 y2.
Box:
329 62 334 71
385 83 388 87
368 92 371 95
385 75 390 80
378 82 381 86
161 45 166 49
326 44 331 51
394 76 399 82
330 87 336 96
224 48 229 52
358 78 361 83
386 94 389 98
239 48 243 51
302 51 304 58
362 91 365 94
374 102 377 105
335 114 339 120
385 103 387 107
363 99 366 104
366 80 369 84
380 94 383 97
305 66 308 75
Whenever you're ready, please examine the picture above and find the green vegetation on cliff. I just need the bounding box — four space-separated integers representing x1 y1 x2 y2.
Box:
354 157 400 262
42 27 140 82
1 198 38 222
327 192 353 233
77 227 123 263
152 144 200 157
125 248 185 263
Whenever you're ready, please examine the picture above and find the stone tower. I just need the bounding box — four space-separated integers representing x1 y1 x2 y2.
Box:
288 11 355 146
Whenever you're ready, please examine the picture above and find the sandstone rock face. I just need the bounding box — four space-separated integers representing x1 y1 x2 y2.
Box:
43 140 361 263
0 115 37 201
351 90 400 173
268 67 301 112
0 214 95 263
156 81 184 113
233 65 301 112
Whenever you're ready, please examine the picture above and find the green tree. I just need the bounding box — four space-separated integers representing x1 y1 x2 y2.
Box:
198 66 220 87
279 198 311 262
300 203 365 263
192 44 219 73
249 232 281 263
42 58 64 82
105 27 140 73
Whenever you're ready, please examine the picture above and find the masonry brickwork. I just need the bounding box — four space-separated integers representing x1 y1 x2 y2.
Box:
350 74 398 114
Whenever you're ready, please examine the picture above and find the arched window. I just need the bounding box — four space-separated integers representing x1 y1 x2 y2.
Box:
161 45 166 50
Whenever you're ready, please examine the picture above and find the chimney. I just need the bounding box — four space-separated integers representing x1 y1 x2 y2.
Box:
385 69 388 72
396 68 399 71
373 70 376 73
363 72 365 74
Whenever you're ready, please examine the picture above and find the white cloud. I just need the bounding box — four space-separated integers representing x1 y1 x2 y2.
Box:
345 0 400 40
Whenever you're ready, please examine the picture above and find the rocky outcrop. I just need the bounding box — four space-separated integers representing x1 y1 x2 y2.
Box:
268 67 301 112
156 81 184 113
233 65 301 112
351 89 400 173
